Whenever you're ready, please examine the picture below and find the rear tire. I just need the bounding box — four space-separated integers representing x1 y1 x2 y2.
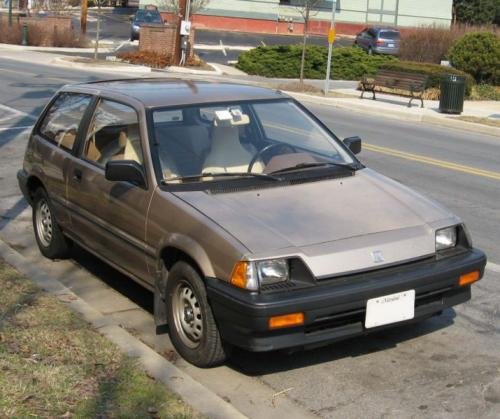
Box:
166 261 228 367
32 188 71 259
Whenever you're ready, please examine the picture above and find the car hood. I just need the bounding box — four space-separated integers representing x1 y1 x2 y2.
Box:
174 169 458 275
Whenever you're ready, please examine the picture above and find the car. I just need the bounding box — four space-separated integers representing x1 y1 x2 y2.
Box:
18 79 486 367
130 7 164 41
355 26 400 55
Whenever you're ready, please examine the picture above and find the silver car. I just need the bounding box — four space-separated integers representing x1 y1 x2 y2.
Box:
355 26 401 55
18 79 486 367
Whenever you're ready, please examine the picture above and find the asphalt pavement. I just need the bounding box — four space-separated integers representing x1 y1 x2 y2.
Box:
0 56 499 418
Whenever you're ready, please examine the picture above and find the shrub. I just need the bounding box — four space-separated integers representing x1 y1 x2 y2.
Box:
399 25 463 64
448 32 500 84
236 45 397 80
117 50 172 68
379 61 475 97
470 83 500 100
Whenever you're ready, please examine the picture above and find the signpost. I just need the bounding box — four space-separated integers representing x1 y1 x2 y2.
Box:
324 0 337 96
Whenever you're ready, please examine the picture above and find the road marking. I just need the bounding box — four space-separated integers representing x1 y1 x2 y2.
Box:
0 125 33 132
0 103 37 123
219 40 227 56
486 262 500 274
364 143 500 181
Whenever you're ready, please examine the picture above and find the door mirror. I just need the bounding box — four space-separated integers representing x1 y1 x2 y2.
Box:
105 160 146 188
343 136 362 155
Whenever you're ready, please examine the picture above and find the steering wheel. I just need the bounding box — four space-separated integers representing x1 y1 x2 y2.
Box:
248 143 297 173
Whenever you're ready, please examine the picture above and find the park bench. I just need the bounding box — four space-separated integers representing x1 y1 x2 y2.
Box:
360 70 428 108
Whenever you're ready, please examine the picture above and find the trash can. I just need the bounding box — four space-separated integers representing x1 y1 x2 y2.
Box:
439 74 466 114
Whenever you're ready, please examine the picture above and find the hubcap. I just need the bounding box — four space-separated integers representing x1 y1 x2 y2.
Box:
172 281 203 349
36 199 53 248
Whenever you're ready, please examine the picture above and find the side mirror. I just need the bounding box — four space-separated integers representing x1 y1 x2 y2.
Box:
343 136 362 155
105 160 146 188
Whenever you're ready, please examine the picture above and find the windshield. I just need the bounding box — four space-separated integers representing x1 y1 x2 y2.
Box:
152 99 355 183
135 11 162 24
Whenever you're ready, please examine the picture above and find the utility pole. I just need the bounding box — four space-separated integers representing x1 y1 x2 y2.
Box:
174 0 188 65
8 0 13 26
94 0 101 60
81 0 88 34
323 0 337 96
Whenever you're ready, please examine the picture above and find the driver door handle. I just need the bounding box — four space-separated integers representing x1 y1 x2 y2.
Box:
73 168 82 183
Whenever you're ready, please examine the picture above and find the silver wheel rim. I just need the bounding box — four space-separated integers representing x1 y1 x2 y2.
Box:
172 281 203 349
36 199 53 248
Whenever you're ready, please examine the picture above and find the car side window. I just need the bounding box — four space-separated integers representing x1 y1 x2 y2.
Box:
38 92 92 151
83 99 144 168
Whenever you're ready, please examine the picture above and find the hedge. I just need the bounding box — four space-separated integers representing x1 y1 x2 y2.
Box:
379 61 475 97
236 45 397 80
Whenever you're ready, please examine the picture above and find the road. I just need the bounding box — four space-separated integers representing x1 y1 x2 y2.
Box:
0 56 499 419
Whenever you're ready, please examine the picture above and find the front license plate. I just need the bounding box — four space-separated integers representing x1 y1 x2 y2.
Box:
365 290 415 329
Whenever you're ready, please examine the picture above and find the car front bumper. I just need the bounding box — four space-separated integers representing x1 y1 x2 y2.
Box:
206 249 486 352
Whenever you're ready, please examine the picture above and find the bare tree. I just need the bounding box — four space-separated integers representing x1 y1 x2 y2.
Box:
296 0 322 84
159 0 210 16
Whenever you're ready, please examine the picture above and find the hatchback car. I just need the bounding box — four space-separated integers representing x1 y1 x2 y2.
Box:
355 26 401 55
18 79 486 367
130 8 164 41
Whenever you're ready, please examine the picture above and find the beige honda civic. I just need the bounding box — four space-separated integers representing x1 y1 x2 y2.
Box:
18 79 486 367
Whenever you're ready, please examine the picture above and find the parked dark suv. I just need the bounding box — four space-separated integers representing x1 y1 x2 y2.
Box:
355 26 401 55
18 79 486 367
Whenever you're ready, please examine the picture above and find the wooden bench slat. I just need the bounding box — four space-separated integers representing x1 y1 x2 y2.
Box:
360 69 429 108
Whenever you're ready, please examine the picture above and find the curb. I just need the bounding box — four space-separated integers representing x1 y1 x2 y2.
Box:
153 64 222 76
0 42 114 54
285 91 500 137
0 237 247 419
52 57 152 73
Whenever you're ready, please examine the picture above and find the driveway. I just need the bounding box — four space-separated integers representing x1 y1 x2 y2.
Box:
1 55 499 419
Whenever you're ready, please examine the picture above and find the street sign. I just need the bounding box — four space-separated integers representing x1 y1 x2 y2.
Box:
328 27 336 44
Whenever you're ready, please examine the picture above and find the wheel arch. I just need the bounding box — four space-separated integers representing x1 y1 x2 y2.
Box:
26 175 45 204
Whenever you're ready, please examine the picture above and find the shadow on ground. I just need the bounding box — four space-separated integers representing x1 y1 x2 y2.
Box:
67 244 456 376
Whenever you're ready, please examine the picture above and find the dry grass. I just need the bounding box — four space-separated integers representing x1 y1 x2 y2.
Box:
0 22 88 47
0 260 196 418
276 81 323 94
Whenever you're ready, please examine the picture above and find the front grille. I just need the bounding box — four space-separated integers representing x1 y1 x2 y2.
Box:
304 286 451 334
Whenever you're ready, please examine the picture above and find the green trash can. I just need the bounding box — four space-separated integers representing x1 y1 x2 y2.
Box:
439 74 465 114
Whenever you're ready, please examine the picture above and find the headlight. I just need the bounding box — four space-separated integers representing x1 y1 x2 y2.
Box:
230 259 289 290
436 226 457 251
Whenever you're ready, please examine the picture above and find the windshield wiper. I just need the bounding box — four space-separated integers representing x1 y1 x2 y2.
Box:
162 171 281 183
269 162 356 175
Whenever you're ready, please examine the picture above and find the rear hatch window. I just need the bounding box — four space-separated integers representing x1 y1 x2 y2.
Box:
379 31 400 40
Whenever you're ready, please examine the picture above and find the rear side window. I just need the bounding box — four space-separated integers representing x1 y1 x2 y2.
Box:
84 99 143 167
38 92 92 151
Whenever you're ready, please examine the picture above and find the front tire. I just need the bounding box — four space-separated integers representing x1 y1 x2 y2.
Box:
166 261 228 367
32 188 70 259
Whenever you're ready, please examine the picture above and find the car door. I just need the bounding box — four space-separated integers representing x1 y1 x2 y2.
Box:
356 29 368 49
66 98 154 285
31 92 93 230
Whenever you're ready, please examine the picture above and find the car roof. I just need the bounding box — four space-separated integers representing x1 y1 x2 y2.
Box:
369 26 400 32
70 78 286 108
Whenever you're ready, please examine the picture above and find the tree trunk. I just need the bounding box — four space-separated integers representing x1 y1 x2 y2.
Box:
299 5 310 85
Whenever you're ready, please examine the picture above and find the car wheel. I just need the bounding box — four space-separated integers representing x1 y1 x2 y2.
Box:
368 47 373 55
166 261 229 367
32 188 71 259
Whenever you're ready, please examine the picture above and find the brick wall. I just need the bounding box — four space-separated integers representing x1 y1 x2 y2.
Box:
139 23 196 62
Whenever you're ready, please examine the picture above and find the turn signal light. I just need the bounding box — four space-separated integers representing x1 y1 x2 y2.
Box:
458 271 480 287
268 312 304 330
230 261 249 289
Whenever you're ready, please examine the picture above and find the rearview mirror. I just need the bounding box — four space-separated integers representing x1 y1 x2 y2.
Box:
343 136 362 155
105 160 146 188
